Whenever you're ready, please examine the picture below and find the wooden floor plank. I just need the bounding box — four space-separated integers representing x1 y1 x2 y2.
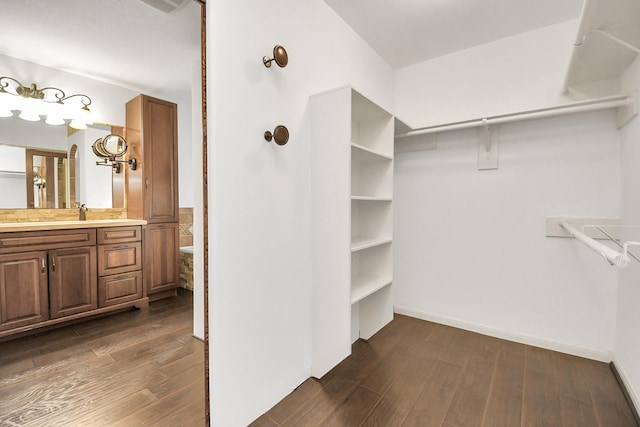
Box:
522 346 563 427
443 333 500 427
401 358 464 427
0 289 204 427
481 340 525 427
253 316 636 427
322 385 381 427
262 378 324 424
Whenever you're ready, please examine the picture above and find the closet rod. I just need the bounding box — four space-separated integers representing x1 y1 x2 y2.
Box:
560 220 630 268
395 95 630 139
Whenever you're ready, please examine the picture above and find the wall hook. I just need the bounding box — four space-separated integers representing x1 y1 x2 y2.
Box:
263 45 288 68
264 125 289 145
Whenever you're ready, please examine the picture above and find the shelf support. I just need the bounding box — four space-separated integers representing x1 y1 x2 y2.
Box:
583 29 640 54
478 119 499 170
617 89 638 129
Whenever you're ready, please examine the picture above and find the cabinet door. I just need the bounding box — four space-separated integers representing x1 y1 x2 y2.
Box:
125 95 179 223
0 251 49 331
144 223 179 295
49 247 97 319
144 97 179 223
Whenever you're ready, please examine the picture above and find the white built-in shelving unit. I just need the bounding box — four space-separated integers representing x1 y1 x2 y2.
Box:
310 87 395 378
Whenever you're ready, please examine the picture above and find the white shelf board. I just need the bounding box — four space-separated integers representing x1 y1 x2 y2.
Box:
351 143 393 161
351 274 392 304
351 236 392 252
351 196 392 202
564 0 640 89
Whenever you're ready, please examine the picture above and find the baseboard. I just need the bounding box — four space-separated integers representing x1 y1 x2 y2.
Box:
394 305 613 363
611 360 640 426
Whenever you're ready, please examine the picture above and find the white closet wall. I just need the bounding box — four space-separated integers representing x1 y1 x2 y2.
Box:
394 110 621 359
616 54 640 411
393 21 625 360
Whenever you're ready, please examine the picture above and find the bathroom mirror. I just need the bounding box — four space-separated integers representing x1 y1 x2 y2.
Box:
101 134 128 156
0 115 122 209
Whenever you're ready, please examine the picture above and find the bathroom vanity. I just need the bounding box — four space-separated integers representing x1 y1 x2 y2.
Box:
0 219 147 339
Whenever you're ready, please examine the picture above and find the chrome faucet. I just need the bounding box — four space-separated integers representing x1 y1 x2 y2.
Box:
79 204 88 221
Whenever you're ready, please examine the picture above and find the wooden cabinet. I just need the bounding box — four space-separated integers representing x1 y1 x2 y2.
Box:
97 226 143 307
48 246 97 319
126 94 180 300
0 251 48 332
310 87 394 378
143 223 179 299
125 94 179 224
0 225 148 339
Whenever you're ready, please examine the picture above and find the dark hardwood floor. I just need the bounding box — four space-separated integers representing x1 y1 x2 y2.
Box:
0 288 204 427
252 314 638 427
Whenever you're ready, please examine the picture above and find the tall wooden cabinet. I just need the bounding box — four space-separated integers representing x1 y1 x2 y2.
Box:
126 95 180 301
310 87 395 378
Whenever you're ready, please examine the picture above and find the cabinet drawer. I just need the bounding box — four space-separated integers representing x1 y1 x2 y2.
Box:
98 271 143 307
98 242 142 276
97 226 142 245
0 229 97 254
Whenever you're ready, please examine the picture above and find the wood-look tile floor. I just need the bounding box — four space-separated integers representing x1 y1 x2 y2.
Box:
252 314 638 427
0 289 205 427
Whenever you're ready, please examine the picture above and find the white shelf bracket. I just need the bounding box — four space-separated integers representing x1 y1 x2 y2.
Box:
593 29 640 54
617 89 638 129
477 119 499 170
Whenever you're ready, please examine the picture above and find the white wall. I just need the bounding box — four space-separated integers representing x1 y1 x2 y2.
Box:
0 145 27 208
616 54 640 410
394 20 580 128
207 1 394 425
68 127 113 208
394 110 621 359
191 58 204 340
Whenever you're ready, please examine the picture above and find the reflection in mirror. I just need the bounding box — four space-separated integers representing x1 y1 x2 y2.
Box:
25 149 68 208
0 114 121 209
102 134 127 156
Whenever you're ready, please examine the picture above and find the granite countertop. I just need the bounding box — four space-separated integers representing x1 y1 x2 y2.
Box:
0 219 147 232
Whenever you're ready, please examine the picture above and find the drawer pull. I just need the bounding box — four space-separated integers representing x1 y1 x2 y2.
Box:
113 245 130 249
51 257 56 272
41 258 46 273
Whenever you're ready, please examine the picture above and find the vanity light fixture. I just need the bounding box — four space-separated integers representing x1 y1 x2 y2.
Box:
0 76 93 129
263 45 289 68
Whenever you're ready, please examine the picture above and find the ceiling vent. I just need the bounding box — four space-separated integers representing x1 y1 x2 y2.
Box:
138 0 189 14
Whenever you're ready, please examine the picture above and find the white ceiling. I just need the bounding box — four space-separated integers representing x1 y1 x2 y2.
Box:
324 0 585 68
0 0 201 99
0 0 586 97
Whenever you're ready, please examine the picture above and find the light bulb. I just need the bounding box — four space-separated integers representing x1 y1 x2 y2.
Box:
19 109 41 121
45 114 65 125
69 119 87 130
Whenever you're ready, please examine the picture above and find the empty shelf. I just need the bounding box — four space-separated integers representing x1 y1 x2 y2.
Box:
351 196 392 202
351 274 393 304
351 236 392 252
351 143 393 161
